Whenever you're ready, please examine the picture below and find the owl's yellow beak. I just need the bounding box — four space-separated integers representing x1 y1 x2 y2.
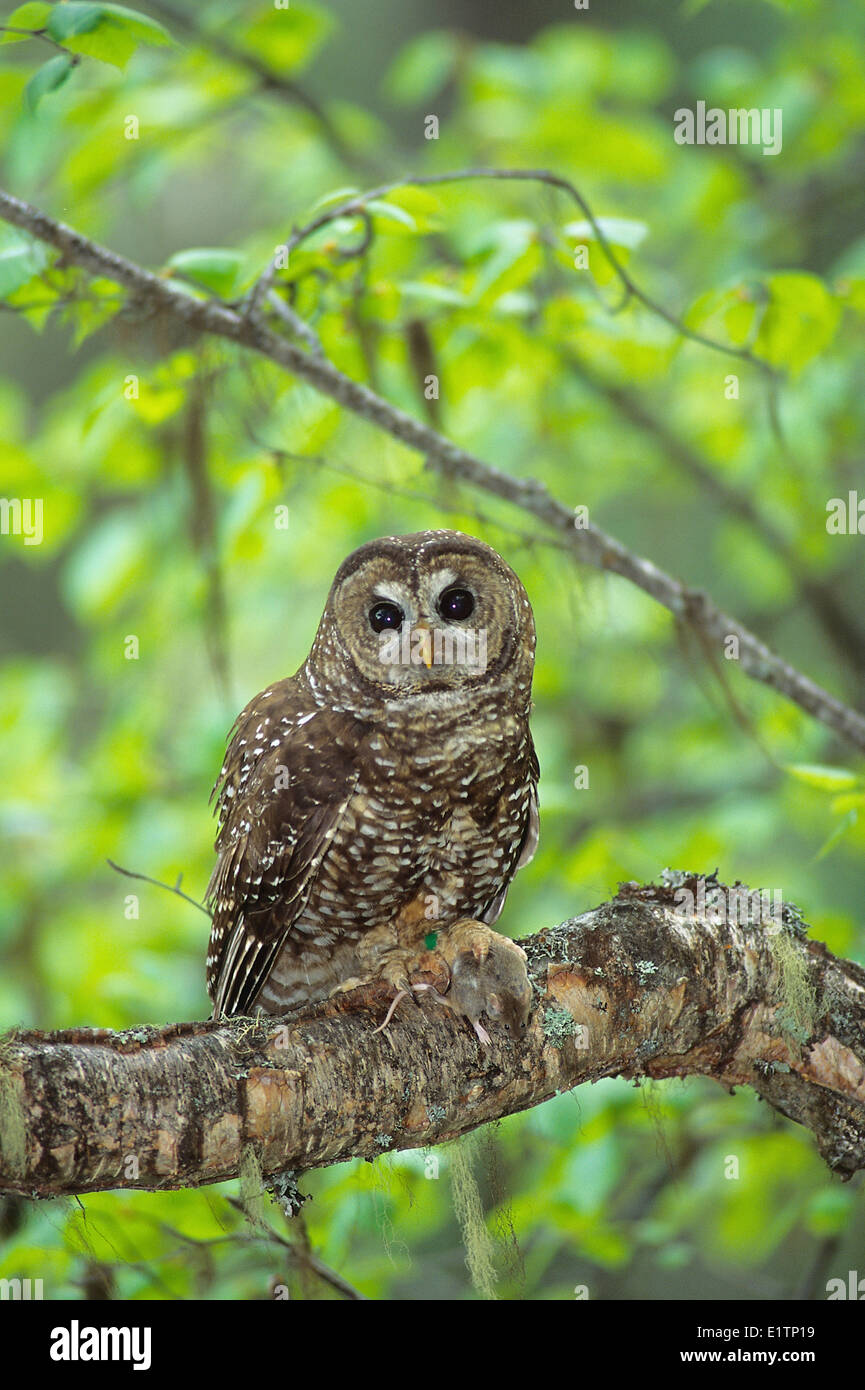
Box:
412 623 434 669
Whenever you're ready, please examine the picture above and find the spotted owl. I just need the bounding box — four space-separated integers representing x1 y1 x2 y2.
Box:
205 529 539 1038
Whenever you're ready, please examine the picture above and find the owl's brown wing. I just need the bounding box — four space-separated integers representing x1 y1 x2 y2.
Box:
205 676 367 1017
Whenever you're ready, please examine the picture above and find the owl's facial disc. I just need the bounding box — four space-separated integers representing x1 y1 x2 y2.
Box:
326 541 532 700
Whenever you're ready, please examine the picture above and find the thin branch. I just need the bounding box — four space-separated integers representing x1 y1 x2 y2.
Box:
1 184 863 753
264 289 323 356
257 168 780 379
106 859 211 918
253 438 565 552
181 371 231 697
246 204 375 319
160 1213 367 1300
0 26 81 62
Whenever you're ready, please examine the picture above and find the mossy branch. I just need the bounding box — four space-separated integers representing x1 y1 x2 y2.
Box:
1 875 864 1200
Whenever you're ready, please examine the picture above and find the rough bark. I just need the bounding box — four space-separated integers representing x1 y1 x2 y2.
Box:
1 875 864 1201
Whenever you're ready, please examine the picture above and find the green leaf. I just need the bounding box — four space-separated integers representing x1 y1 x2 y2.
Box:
685 284 759 347
64 17 137 68
0 228 47 298
160 276 206 300
471 220 540 305
564 217 649 250
237 6 332 74
365 199 417 232
754 272 841 374
399 280 469 307
46 2 104 41
309 186 361 212
166 248 245 297
383 30 460 105
381 186 443 231
23 54 74 111
830 792 865 816
1 2 51 41
97 3 173 45
64 282 121 347
785 763 861 792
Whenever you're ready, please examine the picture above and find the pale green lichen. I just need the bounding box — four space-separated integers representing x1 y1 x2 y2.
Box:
773 1009 811 1045
635 959 659 983
542 1008 577 1048
266 1169 308 1219
450 1135 498 1301
769 928 818 1044
0 1034 26 1182
238 1143 267 1228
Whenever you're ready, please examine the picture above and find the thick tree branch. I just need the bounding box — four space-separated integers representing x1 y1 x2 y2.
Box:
1 185 864 752
1 876 864 1200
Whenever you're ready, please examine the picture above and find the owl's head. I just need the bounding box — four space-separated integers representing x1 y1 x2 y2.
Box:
306 530 535 716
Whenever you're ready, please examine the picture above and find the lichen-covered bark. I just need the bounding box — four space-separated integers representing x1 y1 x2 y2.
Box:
1 875 863 1198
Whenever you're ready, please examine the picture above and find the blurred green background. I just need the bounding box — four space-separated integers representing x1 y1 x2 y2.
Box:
0 0 864 1300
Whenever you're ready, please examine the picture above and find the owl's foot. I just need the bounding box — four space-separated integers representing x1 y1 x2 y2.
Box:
329 976 366 995
369 943 449 1035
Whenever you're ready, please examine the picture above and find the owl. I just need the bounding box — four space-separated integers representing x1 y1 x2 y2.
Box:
205 529 539 1041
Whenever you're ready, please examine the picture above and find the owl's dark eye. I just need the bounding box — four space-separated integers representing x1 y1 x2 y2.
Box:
369 600 404 633
438 586 475 622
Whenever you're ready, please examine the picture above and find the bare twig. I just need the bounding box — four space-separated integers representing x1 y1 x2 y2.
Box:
264 289 323 356
106 859 211 918
162 1211 367 1300
0 26 81 62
